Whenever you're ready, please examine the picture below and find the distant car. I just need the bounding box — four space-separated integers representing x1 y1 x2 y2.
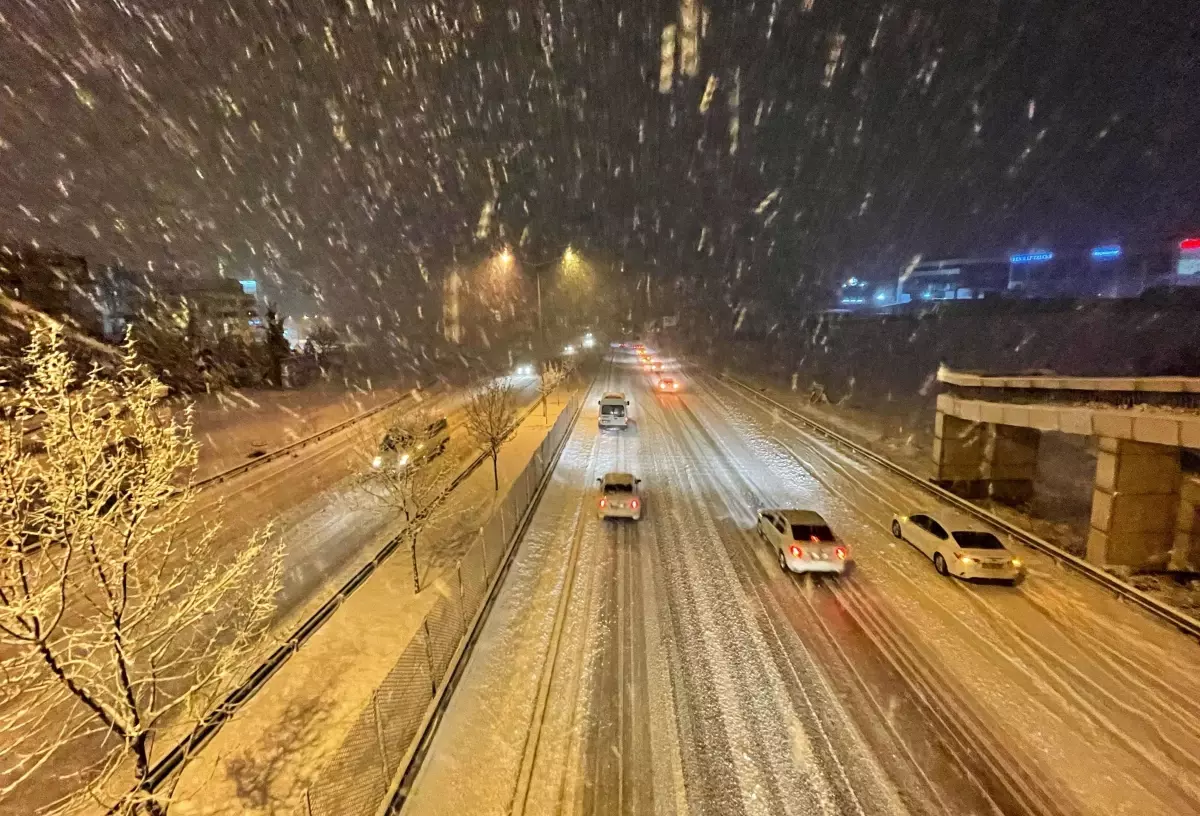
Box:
658 377 680 392
757 509 849 574
513 363 535 376
891 512 1023 583
372 417 449 470
598 472 642 520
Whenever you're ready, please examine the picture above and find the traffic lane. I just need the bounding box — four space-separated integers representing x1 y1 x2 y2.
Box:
402 371 615 816
189 378 543 624
648 386 926 816
634 376 913 816
656 389 1006 816
694 372 1200 816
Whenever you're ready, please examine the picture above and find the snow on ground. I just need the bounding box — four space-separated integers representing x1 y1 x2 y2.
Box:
692 370 1200 816
405 355 914 816
166 385 577 815
185 380 414 481
727 369 1200 621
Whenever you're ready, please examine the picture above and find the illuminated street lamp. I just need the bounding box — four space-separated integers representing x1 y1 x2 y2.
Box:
499 247 513 264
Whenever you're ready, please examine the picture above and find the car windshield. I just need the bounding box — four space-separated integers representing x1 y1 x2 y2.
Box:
792 524 835 542
603 482 633 493
952 531 1005 550
600 404 625 416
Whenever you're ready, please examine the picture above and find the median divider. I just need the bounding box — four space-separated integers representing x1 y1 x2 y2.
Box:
135 372 582 803
294 376 595 816
716 370 1200 641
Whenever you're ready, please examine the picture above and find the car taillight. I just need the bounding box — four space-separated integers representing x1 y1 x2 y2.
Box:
834 546 848 560
630 499 639 510
672 383 678 390
599 498 607 508
789 545 803 558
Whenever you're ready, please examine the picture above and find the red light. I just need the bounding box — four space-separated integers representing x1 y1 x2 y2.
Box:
810 535 820 544
630 499 639 510
599 498 607 508
1181 238 1200 251
789 545 803 558
834 546 848 560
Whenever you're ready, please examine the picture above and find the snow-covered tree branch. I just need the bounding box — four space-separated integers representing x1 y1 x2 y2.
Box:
463 382 517 491
0 327 282 815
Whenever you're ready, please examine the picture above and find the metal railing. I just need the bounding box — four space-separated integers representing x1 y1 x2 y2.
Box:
293 388 588 816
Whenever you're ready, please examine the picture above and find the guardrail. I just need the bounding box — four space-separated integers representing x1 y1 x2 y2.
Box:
193 380 437 490
130 368 590 803
717 372 1200 641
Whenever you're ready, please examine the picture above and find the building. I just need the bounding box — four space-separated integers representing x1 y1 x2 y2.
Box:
897 257 1010 303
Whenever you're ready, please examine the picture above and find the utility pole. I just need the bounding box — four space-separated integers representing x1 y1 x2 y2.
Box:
536 267 544 351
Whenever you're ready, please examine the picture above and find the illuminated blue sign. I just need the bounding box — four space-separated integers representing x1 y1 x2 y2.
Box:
239 279 258 296
1009 251 1054 264
1091 245 1121 260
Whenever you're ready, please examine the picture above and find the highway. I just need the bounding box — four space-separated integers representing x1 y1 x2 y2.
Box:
402 350 1200 816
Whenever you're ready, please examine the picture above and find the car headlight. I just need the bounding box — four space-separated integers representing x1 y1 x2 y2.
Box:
399 453 410 466
371 455 383 469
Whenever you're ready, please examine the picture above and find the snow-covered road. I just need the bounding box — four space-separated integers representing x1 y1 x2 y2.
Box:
403 351 1200 816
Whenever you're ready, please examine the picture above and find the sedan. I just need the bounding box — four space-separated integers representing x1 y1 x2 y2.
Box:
657 377 680 392
757 509 849 574
598 472 642 521
891 512 1024 583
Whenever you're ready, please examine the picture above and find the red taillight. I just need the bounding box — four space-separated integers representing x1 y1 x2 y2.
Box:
789 545 803 558
834 546 848 560
599 498 607 508
630 499 639 510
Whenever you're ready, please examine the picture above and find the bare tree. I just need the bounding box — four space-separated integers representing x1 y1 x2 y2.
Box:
537 362 565 421
352 408 451 594
0 327 282 815
464 382 517 491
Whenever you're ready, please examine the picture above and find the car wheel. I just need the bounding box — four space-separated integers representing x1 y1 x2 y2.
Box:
778 548 788 572
891 520 902 538
934 553 948 576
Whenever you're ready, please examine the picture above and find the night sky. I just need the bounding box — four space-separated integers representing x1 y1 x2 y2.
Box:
1 0 1197 326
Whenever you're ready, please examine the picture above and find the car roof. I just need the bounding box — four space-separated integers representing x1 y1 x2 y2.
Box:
769 509 828 525
915 509 987 532
601 472 636 484
601 392 626 401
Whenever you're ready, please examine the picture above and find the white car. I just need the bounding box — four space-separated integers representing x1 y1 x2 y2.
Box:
891 512 1024 583
597 472 642 521
513 363 535 377
757 509 849 574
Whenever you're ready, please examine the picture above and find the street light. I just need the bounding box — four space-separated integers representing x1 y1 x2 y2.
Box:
499 248 513 264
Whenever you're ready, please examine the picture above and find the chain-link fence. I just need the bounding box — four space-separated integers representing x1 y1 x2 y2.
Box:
296 390 585 816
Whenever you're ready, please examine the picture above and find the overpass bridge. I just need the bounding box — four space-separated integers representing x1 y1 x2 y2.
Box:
934 368 1200 571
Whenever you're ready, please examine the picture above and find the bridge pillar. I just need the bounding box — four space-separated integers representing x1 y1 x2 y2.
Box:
1087 438 1181 569
1170 475 1200 571
933 412 1039 502
933 412 988 497
987 424 1039 504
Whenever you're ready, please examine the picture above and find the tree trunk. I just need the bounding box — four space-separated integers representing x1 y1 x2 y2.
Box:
541 393 547 419
410 532 420 595
132 734 166 816
492 450 499 491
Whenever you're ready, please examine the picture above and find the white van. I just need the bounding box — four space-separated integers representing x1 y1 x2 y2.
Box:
598 393 630 429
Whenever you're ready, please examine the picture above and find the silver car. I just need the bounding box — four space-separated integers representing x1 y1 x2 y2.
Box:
891 511 1024 583
597 472 642 521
